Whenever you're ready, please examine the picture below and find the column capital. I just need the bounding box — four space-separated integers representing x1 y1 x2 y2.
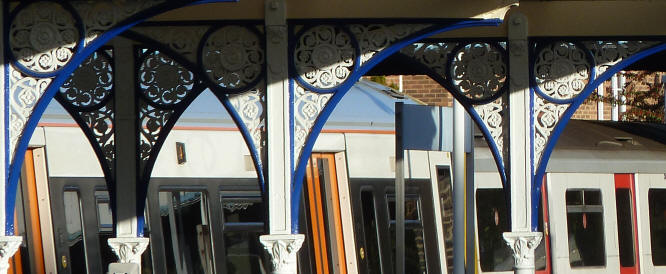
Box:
0 236 22 274
108 237 149 264
503 231 542 271
259 234 305 274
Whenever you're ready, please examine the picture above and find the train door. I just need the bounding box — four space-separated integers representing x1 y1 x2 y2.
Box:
546 173 620 273
301 153 349 274
49 178 133 274
635 173 666 273
145 178 268 274
474 172 549 274
350 178 441 274
9 148 58 274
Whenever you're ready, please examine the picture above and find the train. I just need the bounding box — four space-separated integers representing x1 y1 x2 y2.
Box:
10 79 666 274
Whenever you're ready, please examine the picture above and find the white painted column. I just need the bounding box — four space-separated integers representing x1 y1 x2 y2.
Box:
596 84 604 120
259 1 305 273
504 12 543 274
611 74 619 121
464 113 475 274
0 8 23 274
108 38 149 270
619 72 627 115
452 101 465 274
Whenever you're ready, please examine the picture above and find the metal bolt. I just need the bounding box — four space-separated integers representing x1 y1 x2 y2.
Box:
512 17 523 26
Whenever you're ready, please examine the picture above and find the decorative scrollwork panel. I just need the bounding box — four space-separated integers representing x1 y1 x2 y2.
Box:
201 25 265 92
349 24 431 65
474 96 508 165
132 26 209 63
72 0 166 46
58 50 116 174
59 50 113 109
293 25 357 90
450 43 507 102
227 83 266 167
400 42 457 80
9 1 81 75
533 42 591 102
294 85 332 162
77 102 116 170
8 66 52 162
583 40 659 74
138 101 172 164
137 50 198 176
138 51 195 107
533 97 568 163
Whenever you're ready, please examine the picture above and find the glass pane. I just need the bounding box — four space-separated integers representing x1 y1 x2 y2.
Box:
615 189 635 267
648 189 666 265
222 198 263 224
388 197 420 221
159 191 212 274
360 190 381 273
221 194 266 273
95 191 113 232
566 189 606 267
224 231 267 274
388 202 427 274
63 191 87 273
436 167 453 274
476 189 513 272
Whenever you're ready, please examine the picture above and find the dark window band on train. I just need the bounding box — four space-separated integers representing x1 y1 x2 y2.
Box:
648 189 666 266
566 189 606 267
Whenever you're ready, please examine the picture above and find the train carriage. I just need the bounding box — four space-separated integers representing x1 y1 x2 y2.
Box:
9 79 666 274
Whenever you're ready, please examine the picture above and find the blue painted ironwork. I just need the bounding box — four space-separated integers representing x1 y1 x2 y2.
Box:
397 42 509 190
4 0 236 234
529 41 666 230
289 19 504 233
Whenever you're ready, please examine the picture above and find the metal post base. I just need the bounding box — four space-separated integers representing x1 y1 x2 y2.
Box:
259 234 305 274
108 237 149 266
503 231 543 274
0 236 22 274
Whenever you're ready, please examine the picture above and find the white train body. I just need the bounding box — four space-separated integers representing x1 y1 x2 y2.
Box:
16 82 666 273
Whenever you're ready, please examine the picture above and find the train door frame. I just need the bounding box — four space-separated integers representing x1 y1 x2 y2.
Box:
635 173 666 273
302 152 349 274
145 177 267 274
614 174 640 274
474 172 511 274
12 148 58 274
427 151 453 273
546 173 620 273
350 177 442 274
49 177 108 274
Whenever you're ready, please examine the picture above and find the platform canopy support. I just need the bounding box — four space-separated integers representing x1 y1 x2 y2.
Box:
503 12 543 274
259 1 305 273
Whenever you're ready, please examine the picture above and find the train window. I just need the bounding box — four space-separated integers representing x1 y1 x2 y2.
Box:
475 189 513 272
220 195 267 273
158 191 213 274
63 190 87 273
648 189 666 265
360 190 381 273
95 191 113 232
436 167 453 274
95 190 119 273
566 189 605 267
615 189 635 267
388 195 428 274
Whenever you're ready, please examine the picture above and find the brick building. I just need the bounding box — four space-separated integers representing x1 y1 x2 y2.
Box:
372 73 664 122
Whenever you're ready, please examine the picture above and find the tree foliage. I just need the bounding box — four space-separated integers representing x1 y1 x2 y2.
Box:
586 71 665 123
